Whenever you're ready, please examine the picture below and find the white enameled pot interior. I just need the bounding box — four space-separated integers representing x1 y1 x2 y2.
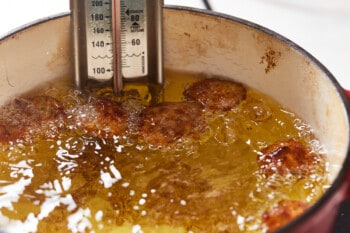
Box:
0 8 348 183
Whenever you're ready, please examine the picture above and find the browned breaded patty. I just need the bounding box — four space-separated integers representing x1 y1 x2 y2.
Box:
183 78 247 111
19 96 65 121
139 102 206 147
70 97 129 138
257 139 318 178
262 200 309 232
0 96 66 143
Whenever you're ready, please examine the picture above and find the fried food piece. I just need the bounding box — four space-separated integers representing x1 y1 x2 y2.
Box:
0 96 66 143
19 96 65 121
183 78 247 111
139 102 206 147
70 97 129 138
263 200 309 232
257 139 318 177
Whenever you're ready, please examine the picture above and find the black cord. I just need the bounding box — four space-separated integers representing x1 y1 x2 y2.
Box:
202 0 213 10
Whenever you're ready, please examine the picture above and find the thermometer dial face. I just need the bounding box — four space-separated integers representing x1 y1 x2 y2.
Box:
71 0 163 92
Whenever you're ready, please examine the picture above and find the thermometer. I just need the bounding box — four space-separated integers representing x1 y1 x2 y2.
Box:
70 0 163 94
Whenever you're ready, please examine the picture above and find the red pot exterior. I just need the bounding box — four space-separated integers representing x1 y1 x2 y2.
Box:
348 141 350 199
345 89 350 102
345 89 350 199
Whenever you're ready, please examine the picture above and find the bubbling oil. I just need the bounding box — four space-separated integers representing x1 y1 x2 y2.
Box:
0 70 328 233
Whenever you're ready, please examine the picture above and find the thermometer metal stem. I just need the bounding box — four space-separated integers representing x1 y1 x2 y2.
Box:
70 0 164 94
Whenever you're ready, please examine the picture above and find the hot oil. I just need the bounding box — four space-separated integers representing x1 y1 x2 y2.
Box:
0 70 328 233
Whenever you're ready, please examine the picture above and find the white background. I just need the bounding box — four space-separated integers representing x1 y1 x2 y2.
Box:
0 0 349 89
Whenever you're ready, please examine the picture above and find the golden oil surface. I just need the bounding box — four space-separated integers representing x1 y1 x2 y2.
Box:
0 71 328 233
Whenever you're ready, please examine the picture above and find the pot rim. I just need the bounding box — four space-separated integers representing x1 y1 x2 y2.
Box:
0 5 349 232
